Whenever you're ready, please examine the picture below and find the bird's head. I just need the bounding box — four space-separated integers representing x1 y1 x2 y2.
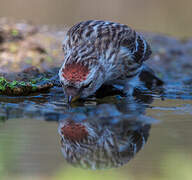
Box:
59 61 104 103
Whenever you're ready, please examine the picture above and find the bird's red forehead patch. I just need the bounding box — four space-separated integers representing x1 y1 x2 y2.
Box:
61 122 88 142
62 63 89 82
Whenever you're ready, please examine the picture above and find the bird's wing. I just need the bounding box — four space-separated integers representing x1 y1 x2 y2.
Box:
115 30 152 79
120 31 152 64
63 20 151 63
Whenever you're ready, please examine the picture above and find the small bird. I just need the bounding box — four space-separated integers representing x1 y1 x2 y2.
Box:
59 20 152 103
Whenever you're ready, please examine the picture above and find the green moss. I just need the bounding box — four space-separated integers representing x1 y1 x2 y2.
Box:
0 75 52 95
9 81 18 89
25 81 38 91
0 77 6 83
0 86 5 91
0 77 7 91
32 85 37 91
29 77 50 84
19 81 26 86
42 77 49 81
0 77 36 93
2 80 28 90
30 79 37 84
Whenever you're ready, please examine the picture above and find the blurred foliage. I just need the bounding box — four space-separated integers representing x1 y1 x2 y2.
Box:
51 152 192 180
0 125 24 180
158 152 192 180
1 0 192 37
53 167 132 180
0 144 191 180
140 152 192 180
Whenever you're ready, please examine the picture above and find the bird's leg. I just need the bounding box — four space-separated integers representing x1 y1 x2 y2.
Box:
123 75 141 97
139 64 164 94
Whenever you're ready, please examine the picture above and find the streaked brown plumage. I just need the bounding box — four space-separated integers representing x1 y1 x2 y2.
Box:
59 20 152 102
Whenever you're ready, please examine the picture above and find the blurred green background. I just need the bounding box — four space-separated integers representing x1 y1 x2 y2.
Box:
0 0 191 38
1 99 192 180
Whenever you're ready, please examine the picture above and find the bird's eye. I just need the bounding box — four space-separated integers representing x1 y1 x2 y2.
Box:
82 82 92 89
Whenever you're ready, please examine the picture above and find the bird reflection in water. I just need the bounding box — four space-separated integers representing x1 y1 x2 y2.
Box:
58 95 157 169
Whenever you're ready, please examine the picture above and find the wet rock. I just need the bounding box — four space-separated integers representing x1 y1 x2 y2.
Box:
0 66 54 96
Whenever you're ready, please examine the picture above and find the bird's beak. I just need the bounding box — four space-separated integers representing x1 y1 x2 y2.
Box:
67 95 73 103
64 86 80 104
67 95 80 104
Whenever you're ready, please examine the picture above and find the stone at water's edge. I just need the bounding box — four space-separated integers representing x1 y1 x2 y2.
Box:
0 76 53 96
0 66 57 96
